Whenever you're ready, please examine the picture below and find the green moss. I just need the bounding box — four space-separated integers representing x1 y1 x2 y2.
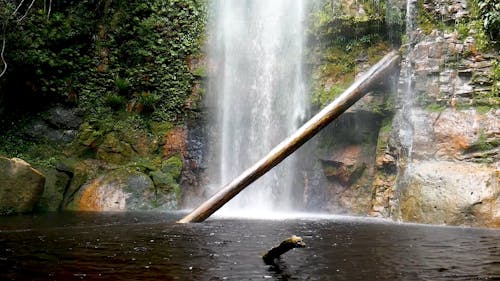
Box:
310 40 390 108
150 121 174 136
475 106 493 114
128 158 159 172
312 84 347 107
426 103 446 113
455 22 468 40
114 76 131 94
150 170 178 189
467 130 496 153
472 88 500 107
191 65 207 77
367 42 391 64
416 0 439 34
149 154 183 199
162 154 183 180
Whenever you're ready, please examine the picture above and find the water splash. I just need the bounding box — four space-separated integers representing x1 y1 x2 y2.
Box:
206 0 308 214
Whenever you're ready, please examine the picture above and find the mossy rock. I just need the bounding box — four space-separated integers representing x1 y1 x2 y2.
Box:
150 170 177 189
77 122 103 147
96 132 137 164
0 157 45 214
161 154 183 180
60 159 108 209
35 167 71 212
65 168 157 211
63 166 179 211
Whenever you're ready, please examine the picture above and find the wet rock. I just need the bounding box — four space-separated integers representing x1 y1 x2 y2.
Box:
303 162 331 212
405 29 495 106
407 108 438 160
23 105 83 143
321 145 366 186
43 106 83 129
0 157 45 214
65 169 159 211
35 167 71 212
60 159 108 208
421 0 469 22
124 171 161 210
398 160 499 227
433 108 499 161
24 120 78 143
163 127 188 158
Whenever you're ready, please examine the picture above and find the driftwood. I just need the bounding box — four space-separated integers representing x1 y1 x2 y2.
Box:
178 51 400 224
262 235 306 265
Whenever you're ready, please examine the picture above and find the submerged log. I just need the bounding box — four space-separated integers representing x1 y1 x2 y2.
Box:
178 51 400 223
262 235 306 265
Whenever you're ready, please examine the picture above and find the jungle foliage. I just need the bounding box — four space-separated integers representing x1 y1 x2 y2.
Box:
473 0 500 43
0 0 206 168
1 0 206 125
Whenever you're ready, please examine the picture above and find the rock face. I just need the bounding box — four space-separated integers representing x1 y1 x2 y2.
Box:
388 107 500 227
306 0 499 228
398 161 499 227
23 105 83 143
0 157 45 214
408 29 496 108
50 119 188 212
304 110 383 214
380 0 500 227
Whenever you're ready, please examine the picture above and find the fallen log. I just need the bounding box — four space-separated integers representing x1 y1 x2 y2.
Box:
178 50 400 223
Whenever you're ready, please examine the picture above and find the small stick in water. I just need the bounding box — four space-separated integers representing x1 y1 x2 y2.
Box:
262 235 306 265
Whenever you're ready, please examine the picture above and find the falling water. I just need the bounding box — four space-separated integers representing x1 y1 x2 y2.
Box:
206 0 308 214
397 0 417 162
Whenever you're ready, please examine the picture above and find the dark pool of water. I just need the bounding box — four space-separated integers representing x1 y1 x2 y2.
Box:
0 212 499 280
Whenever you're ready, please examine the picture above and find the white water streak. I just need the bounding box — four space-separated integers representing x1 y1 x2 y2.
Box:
207 0 307 214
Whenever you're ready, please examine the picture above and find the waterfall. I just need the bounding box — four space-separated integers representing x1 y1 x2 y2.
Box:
206 0 308 215
396 0 417 163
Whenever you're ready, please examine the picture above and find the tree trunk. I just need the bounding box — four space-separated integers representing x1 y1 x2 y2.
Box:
178 50 400 223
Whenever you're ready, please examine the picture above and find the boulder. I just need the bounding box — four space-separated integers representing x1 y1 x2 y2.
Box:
65 168 176 211
398 160 499 227
22 105 83 143
0 157 45 214
59 159 107 208
35 167 71 212
43 105 83 129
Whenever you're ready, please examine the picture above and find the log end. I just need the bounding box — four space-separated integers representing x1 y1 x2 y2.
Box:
262 235 306 265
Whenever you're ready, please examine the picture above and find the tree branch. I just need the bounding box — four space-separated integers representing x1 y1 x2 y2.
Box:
47 0 52 18
0 23 7 78
17 0 36 22
12 0 27 15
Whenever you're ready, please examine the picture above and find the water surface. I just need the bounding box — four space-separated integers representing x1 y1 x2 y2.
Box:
1 212 499 280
